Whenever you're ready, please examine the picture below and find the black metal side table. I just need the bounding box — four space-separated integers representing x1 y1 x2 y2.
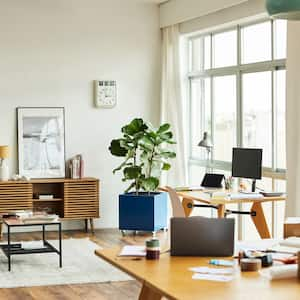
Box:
0 219 62 271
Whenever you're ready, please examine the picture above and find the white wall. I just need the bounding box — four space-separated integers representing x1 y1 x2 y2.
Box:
160 0 247 28
0 0 161 229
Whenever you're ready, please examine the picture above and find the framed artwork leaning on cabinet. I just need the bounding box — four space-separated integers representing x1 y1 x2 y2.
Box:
17 107 66 179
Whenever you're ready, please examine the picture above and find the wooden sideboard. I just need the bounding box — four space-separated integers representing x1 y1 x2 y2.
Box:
0 177 99 233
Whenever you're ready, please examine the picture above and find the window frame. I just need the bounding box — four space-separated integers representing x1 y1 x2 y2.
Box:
187 19 286 182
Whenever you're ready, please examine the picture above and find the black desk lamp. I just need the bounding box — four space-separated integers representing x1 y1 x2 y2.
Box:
198 132 213 172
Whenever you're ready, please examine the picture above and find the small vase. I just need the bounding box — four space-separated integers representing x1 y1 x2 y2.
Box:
0 162 9 181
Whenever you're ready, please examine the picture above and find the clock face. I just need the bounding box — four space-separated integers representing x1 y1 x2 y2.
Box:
95 80 117 108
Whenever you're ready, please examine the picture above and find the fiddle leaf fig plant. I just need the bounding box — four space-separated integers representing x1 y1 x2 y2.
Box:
109 118 176 194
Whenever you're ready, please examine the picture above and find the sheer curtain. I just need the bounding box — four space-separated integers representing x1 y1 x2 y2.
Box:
286 21 300 217
161 24 188 187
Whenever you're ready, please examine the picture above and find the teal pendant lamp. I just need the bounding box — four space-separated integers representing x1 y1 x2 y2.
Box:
266 0 300 20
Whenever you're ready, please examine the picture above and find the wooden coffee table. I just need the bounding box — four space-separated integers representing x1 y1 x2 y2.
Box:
0 218 62 271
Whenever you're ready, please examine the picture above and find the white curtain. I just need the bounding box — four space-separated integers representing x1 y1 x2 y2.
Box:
161 24 188 187
286 21 300 217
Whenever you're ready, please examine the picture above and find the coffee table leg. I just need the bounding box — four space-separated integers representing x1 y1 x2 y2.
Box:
7 225 11 271
58 223 62 268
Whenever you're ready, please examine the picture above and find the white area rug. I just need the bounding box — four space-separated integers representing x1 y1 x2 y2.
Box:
0 238 131 288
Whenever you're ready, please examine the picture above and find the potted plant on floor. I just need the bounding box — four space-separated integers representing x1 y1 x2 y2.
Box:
109 118 176 233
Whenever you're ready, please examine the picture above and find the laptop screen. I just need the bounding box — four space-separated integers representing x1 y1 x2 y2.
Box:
201 173 224 188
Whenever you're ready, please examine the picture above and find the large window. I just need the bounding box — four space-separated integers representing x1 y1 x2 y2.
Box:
186 19 287 239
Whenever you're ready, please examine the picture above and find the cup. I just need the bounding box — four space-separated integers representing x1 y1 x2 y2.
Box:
146 239 160 260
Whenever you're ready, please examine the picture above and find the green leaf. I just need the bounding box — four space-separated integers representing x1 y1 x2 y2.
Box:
157 123 170 134
141 177 159 192
159 132 173 140
162 163 171 171
121 118 148 136
165 140 176 145
148 131 157 139
141 135 154 145
139 143 153 152
109 139 127 157
160 151 176 159
123 166 142 180
119 142 134 151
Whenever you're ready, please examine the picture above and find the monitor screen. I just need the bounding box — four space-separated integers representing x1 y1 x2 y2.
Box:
232 148 262 180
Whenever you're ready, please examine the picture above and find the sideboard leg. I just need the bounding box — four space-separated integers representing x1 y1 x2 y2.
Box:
0 222 2 240
89 218 94 234
84 219 88 232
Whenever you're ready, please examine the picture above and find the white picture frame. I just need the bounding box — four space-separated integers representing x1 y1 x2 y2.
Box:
17 107 66 179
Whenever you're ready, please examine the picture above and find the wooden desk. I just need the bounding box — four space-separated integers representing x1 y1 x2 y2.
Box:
160 188 286 239
95 247 300 300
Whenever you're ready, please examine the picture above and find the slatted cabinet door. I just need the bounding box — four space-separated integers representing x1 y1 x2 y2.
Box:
0 182 32 214
64 179 99 219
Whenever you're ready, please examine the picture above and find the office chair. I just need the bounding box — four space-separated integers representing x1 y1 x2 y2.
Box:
165 186 186 217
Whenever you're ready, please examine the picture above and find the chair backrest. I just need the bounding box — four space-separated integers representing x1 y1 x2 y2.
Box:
165 186 186 218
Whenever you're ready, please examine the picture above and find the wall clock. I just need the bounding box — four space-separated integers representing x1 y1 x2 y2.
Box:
94 80 117 108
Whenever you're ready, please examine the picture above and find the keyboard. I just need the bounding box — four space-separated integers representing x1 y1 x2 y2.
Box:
229 193 263 200
259 191 284 197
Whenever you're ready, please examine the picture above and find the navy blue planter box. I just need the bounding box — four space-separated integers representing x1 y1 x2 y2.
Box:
119 192 168 232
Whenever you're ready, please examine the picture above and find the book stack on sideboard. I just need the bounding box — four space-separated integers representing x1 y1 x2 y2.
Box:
0 177 99 234
67 154 84 179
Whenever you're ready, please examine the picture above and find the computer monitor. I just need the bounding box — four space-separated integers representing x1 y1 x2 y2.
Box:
232 148 262 192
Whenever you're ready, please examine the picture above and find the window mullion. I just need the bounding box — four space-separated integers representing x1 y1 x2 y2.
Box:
210 76 215 163
271 19 274 61
271 66 277 238
237 24 243 240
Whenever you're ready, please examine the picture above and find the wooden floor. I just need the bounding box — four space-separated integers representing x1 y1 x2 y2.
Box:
0 228 161 300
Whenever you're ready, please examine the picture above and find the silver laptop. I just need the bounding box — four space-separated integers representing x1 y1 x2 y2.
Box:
170 217 235 256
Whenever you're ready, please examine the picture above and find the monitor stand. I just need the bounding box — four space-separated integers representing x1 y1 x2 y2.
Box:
251 179 256 192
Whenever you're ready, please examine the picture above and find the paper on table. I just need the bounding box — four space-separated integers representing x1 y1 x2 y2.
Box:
118 245 146 257
271 252 295 260
270 245 299 255
189 267 234 275
235 239 279 254
192 273 233 282
261 265 298 280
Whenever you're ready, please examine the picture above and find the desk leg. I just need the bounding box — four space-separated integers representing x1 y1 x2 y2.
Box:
217 204 225 218
139 283 162 300
182 198 193 217
251 202 271 239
